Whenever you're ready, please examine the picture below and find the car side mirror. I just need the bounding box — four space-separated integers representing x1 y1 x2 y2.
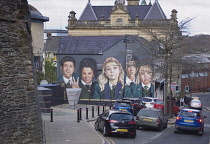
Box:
204 116 207 119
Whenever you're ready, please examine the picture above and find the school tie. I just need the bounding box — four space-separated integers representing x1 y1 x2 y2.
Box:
111 85 116 97
144 86 148 90
66 80 71 87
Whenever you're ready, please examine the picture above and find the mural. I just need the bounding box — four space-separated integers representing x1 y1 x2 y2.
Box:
56 56 154 101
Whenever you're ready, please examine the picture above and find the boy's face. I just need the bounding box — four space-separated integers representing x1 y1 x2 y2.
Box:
81 67 94 85
140 70 152 85
62 61 74 79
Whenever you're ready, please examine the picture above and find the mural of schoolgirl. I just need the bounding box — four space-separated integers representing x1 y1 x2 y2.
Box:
78 58 98 100
93 57 132 100
131 64 154 98
57 56 79 85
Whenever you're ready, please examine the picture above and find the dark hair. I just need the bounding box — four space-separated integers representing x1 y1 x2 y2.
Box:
60 56 76 67
127 56 139 67
79 58 98 78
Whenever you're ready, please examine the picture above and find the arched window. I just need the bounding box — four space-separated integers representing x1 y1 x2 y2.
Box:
117 18 123 23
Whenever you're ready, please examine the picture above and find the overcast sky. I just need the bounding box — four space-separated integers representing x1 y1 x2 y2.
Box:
28 0 210 36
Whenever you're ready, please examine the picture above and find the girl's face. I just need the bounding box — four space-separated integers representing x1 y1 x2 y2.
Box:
139 70 152 85
81 67 94 84
104 62 120 80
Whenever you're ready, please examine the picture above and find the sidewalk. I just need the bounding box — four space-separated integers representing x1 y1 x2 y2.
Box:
41 104 103 144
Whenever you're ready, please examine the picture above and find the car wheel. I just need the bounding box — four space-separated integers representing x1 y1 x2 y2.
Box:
198 128 204 136
165 121 168 128
158 124 163 131
103 125 108 137
94 121 99 131
136 125 140 129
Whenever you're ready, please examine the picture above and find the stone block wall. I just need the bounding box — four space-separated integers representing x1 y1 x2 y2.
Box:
0 1 43 143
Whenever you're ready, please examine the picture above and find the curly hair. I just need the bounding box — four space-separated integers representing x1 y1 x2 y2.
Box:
60 56 76 67
98 57 124 91
79 58 98 78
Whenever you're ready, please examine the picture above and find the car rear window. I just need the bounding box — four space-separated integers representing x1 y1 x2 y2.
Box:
116 102 132 107
138 109 159 118
142 98 152 102
155 100 163 104
191 100 200 103
180 111 200 117
110 113 132 121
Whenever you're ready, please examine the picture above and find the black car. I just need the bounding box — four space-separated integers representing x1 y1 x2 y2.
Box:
94 109 136 138
122 97 146 115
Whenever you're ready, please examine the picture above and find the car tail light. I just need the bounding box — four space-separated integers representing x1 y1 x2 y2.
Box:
108 120 119 123
176 116 182 120
196 119 202 123
136 116 139 120
112 107 117 109
156 119 160 124
132 104 136 106
129 108 134 110
128 121 136 124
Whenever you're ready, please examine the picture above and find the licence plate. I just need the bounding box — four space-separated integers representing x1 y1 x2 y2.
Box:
117 129 128 132
184 120 193 123
119 109 127 111
143 118 152 121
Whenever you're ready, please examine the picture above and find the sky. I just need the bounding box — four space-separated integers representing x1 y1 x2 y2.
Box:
28 0 210 36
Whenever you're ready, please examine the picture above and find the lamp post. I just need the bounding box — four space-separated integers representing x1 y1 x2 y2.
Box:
123 35 130 98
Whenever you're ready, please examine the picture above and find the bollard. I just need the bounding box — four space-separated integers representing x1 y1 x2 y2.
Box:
77 109 80 122
92 106 94 118
109 105 112 110
86 107 88 120
103 104 105 112
79 108 82 120
50 109 53 122
98 105 100 116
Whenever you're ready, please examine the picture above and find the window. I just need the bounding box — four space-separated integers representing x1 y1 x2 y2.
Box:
117 18 123 23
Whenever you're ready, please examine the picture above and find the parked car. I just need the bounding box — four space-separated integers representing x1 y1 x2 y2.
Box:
136 108 168 131
189 99 202 110
154 99 180 116
141 97 158 108
174 108 207 136
94 109 136 138
112 100 134 115
122 97 146 116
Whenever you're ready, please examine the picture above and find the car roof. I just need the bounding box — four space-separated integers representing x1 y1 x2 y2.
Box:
140 108 161 112
116 99 132 103
122 97 140 100
181 108 200 112
142 97 158 99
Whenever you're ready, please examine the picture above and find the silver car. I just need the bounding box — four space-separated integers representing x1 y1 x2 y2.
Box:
136 108 168 131
190 99 202 110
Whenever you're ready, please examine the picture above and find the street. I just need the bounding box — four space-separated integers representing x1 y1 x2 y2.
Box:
90 92 210 144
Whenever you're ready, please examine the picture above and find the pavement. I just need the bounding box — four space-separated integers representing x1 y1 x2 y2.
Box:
42 104 177 144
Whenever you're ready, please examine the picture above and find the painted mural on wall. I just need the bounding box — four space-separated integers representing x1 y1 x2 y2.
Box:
56 56 154 101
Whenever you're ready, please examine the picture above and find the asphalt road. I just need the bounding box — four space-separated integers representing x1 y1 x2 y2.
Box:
91 92 210 144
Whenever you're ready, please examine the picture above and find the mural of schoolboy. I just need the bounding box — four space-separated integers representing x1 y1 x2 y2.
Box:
131 64 154 98
57 56 80 89
78 58 98 100
93 57 132 100
125 57 138 86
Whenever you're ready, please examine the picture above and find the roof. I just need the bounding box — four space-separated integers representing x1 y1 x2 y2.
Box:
57 36 125 55
79 1 167 21
44 36 60 53
29 4 49 22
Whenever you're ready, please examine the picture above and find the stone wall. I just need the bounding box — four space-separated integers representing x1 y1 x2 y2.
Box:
0 0 43 143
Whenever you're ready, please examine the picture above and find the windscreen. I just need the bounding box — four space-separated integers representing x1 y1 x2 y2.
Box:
138 109 159 118
110 113 132 121
115 102 132 107
180 111 200 117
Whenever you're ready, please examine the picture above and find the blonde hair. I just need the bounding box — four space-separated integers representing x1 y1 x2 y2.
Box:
136 65 153 84
98 57 124 91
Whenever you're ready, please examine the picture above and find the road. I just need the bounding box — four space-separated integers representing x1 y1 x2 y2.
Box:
91 92 210 144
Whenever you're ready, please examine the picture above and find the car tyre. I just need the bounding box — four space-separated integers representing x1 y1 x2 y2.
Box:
94 122 99 131
198 128 204 136
158 124 163 131
103 125 108 137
